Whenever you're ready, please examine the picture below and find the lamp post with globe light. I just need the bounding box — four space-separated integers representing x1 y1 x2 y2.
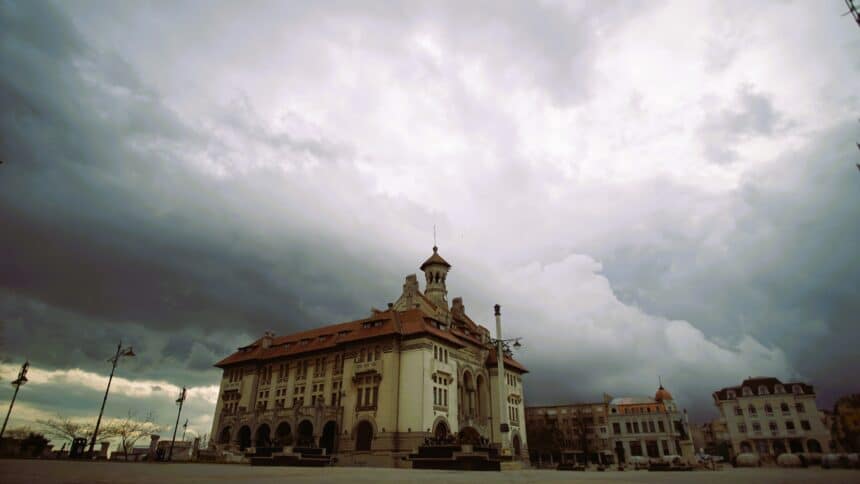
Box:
487 304 523 456
0 360 29 440
88 342 135 457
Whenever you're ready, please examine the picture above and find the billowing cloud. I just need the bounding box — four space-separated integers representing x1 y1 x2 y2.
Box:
1 0 858 438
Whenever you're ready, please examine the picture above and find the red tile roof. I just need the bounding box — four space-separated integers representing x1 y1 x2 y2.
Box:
420 246 451 270
486 347 529 373
216 308 468 368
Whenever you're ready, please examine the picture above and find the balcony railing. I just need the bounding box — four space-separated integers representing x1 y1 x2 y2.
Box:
354 360 381 374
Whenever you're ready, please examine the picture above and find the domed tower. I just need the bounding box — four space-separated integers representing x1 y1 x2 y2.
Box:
420 246 451 309
655 381 676 412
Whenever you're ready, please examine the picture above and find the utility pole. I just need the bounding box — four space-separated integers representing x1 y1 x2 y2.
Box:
494 304 509 454
488 304 523 457
168 387 187 461
89 342 135 457
0 361 29 440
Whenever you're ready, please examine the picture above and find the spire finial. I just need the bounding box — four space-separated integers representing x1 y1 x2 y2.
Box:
433 224 437 250
659 375 664 389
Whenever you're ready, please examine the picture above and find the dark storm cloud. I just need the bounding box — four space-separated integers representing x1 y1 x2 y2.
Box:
601 121 860 407
0 1 401 381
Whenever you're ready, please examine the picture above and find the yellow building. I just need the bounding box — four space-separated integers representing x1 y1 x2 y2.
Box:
834 394 860 452
210 247 528 466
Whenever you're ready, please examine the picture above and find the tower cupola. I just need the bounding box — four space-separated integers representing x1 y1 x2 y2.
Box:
420 246 451 309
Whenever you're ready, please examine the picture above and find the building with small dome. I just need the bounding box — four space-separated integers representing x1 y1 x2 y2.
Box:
525 383 694 467
605 383 694 463
209 247 529 467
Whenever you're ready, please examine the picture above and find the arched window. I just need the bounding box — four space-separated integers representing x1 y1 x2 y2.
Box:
780 402 790 414
758 385 769 396
764 403 773 415
748 404 757 416
792 384 804 395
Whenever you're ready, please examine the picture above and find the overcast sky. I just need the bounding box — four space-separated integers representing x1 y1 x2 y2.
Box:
1 0 859 442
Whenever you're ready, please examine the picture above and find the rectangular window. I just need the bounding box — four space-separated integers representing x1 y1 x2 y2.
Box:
785 420 795 430
613 423 621 434
800 420 811 431
738 423 747 433
734 406 743 416
626 422 633 433
648 421 656 433
658 420 665 433
661 440 670 455
795 403 805 413
633 422 640 433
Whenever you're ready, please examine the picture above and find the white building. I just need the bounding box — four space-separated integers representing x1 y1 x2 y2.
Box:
210 247 529 467
606 384 693 463
712 377 832 458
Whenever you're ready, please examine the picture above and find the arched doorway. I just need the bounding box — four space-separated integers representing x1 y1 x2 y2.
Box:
512 434 522 456
255 424 271 447
218 426 231 444
275 422 292 446
739 441 752 453
297 420 314 447
320 421 337 455
238 426 252 451
355 420 373 451
789 439 803 453
458 426 481 445
773 440 786 456
807 439 822 453
434 420 449 440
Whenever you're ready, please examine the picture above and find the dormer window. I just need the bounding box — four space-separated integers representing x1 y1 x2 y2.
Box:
300 338 310 346
319 335 329 342
758 385 769 396
727 390 737 399
742 387 753 396
774 384 785 394
792 384 804 395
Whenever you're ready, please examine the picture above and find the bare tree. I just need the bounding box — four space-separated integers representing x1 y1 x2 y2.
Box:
37 414 121 446
111 411 160 461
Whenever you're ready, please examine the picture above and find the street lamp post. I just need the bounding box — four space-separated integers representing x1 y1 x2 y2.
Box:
0 360 29 440
168 387 187 461
88 341 135 458
489 304 522 456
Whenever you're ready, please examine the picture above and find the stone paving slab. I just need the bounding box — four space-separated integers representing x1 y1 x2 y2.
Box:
2 460 859 484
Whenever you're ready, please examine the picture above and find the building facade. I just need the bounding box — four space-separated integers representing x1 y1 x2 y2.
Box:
525 402 610 466
712 377 832 458
606 384 693 463
209 247 528 467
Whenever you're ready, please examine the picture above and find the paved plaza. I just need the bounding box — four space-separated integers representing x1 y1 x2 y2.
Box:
2 460 859 484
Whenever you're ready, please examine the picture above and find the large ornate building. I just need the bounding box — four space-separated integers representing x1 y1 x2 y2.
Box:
210 247 529 466
712 376 833 459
